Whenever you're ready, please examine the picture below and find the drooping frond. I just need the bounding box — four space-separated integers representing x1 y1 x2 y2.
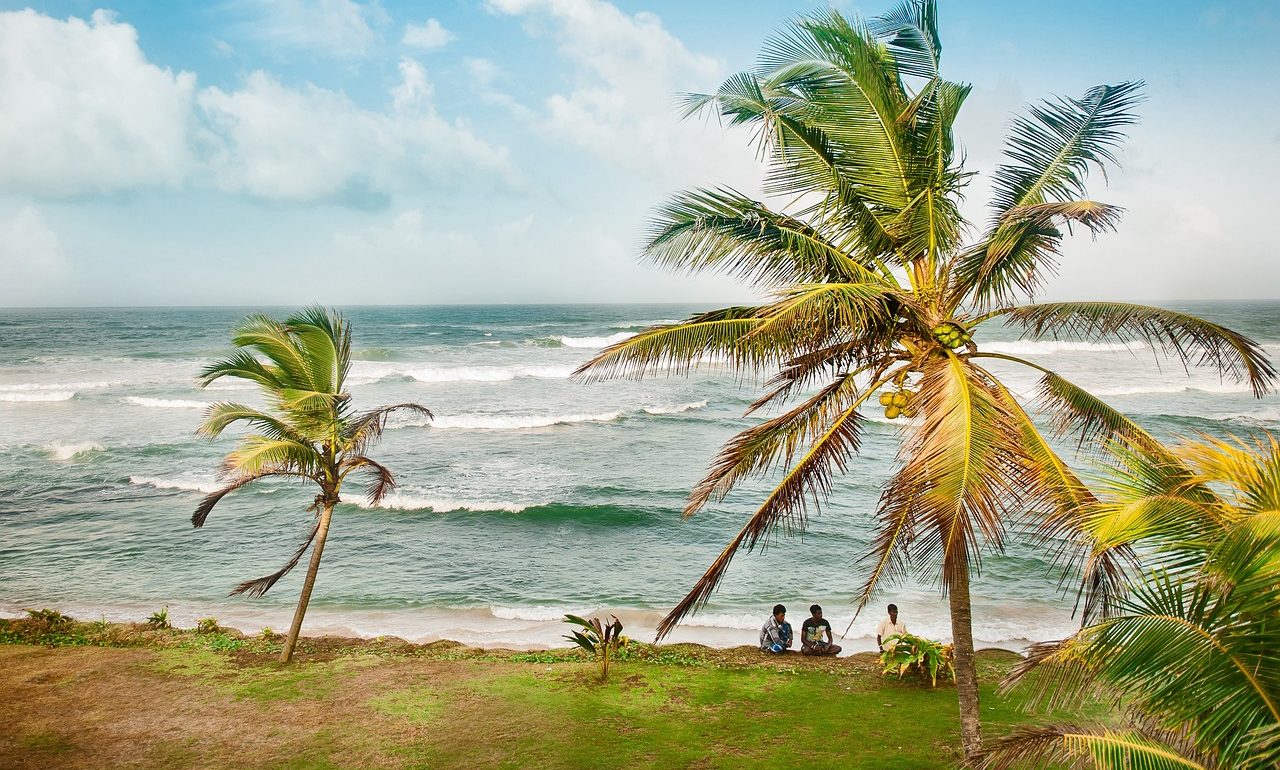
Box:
979 724 1211 770
197 402 306 443
656 399 866 639
343 403 434 456
687 369 890 516
956 81 1144 305
572 306 770 381
1027 367 1168 456
192 469 308 528
645 187 886 287
229 519 321 598
999 302 1276 396
197 349 283 391
341 455 398 506
982 370 1130 623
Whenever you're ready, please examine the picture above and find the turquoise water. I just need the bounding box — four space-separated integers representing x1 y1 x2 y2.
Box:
1 302 1277 649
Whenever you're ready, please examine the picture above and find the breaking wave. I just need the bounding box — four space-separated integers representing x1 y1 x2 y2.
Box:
123 397 210 409
46 442 105 460
0 391 76 402
559 332 635 348
129 476 221 494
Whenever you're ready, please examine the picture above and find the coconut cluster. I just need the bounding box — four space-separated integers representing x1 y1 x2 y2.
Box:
932 322 972 350
877 389 916 420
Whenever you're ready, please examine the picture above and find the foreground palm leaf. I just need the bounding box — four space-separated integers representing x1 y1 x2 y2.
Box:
984 435 1280 769
572 1 1274 763
193 307 431 663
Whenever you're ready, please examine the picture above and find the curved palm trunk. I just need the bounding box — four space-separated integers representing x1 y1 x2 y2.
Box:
948 552 982 765
280 502 334 663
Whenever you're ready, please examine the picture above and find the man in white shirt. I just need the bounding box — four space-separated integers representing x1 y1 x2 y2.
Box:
875 603 907 651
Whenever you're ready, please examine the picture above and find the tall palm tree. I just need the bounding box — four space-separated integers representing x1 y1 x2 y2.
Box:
573 2 1274 762
192 307 430 663
982 433 1280 770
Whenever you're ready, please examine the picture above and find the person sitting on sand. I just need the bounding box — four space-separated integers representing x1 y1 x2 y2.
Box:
759 604 793 654
876 603 908 651
800 604 841 656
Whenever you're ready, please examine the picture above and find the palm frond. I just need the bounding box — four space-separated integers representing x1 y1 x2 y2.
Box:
192 468 307 528
197 402 305 443
341 455 398 505
656 399 865 640
571 306 773 382
343 403 434 456
870 0 941 80
197 349 282 391
979 724 1210 770
228 519 321 598
957 81 1144 305
999 302 1276 396
645 187 887 288
221 435 323 478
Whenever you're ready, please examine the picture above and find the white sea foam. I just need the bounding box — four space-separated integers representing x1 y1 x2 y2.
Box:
350 362 575 385
0 380 113 392
129 476 221 494
0 391 76 402
1209 406 1280 424
1089 382 1253 397
123 397 210 409
489 605 588 621
610 319 680 330
983 340 1145 355
642 400 708 415
559 332 635 348
352 494 532 513
45 442 105 460
432 411 622 431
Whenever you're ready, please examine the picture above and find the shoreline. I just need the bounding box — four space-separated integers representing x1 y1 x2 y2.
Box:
0 601 1051 655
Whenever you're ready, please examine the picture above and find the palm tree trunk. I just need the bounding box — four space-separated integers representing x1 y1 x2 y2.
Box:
280 502 334 663
949 551 982 765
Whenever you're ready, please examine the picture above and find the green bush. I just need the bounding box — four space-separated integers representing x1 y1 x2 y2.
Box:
25 608 71 628
196 617 223 634
146 606 171 630
880 633 955 687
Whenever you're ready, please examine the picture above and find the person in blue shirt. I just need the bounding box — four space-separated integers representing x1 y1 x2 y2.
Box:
759 603 793 653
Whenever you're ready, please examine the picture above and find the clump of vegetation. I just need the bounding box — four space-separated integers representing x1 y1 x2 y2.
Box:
196 617 223 634
146 606 171 630
24 608 71 629
259 627 279 642
563 614 627 681
880 633 955 687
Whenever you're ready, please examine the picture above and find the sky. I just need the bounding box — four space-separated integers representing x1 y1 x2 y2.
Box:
0 0 1277 307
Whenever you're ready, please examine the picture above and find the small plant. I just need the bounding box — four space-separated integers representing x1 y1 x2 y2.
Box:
196 617 222 634
563 614 627 682
146 606 171 630
880 633 955 687
259 627 279 642
89 614 109 632
25 608 71 628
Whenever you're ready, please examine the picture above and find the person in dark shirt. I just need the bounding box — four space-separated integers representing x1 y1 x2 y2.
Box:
800 604 841 656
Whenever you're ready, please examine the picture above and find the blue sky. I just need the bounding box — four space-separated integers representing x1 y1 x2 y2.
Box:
0 0 1277 306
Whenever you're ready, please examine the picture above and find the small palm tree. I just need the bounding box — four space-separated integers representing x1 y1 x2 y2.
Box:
574 2 1274 762
983 433 1280 770
192 307 430 663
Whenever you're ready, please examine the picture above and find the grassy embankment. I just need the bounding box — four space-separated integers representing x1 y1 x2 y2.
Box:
0 615 1104 769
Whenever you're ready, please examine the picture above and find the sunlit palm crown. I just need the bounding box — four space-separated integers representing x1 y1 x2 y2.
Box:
575 2 1275 638
193 307 429 597
986 435 1280 769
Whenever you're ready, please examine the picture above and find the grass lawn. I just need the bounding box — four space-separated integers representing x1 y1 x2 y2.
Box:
0 617 1103 769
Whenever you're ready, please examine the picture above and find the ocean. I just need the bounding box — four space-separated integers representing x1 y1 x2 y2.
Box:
1 302 1277 651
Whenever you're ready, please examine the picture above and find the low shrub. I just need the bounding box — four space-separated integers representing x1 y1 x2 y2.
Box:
880 633 955 687
146 606 171 630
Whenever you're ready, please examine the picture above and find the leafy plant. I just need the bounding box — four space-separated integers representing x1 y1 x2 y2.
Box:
563 614 627 681
196 617 223 634
880 633 955 687
571 0 1274 762
983 434 1280 770
146 606 171 630
25 608 70 628
259 627 279 642
193 307 431 663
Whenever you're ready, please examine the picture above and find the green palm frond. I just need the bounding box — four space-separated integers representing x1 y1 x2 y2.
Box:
221 435 323 478
869 0 941 80
645 188 887 287
657 397 866 640
197 349 283 391
956 81 1144 305
343 403 434 456
192 468 308 528
979 724 1211 770
229 314 316 388
571 307 771 381
197 402 306 443
998 302 1276 396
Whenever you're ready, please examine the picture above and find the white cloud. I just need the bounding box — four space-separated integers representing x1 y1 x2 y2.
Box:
229 0 387 57
0 9 196 196
483 0 757 187
402 18 454 50
0 207 68 302
198 59 512 203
